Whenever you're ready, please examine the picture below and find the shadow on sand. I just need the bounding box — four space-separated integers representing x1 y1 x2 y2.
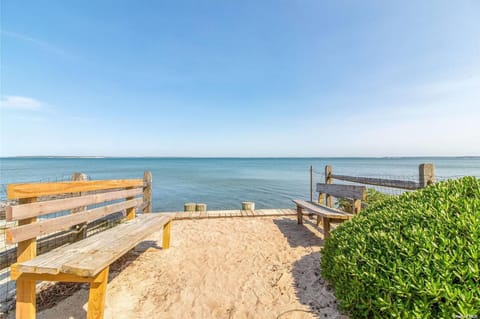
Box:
291 251 342 319
273 217 324 248
33 240 163 315
273 217 342 318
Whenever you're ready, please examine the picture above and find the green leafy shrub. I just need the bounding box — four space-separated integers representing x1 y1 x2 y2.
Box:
337 188 393 212
321 177 480 318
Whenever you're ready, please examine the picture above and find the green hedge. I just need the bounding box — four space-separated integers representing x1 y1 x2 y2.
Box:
338 188 393 213
321 177 480 318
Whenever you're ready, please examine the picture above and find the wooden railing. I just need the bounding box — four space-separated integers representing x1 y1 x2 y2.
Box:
310 163 436 201
0 171 152 270
329 163 435 190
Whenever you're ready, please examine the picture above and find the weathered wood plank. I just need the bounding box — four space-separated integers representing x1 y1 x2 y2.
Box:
174 212 185 219
10 264 93 282
292 200 353 220
7 198 143 244
255 209 266 216
190 211 201 218
6 188 143 221
229 210 241 217
7 179 144 199
1 213 124 270
316 183 366 200
330 174 420 190
15 214 173 277
61 214 172 276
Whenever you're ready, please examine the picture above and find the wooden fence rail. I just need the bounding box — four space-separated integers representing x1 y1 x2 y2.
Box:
330 174 421 190
309 163 436 201
0 171 152 271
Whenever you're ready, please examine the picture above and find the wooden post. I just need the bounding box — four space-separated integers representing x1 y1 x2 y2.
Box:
353 199 361 214
296 205 303 225
143 171 152 213
241 202 254 211
325 165 333 207
125 186 136 221
419 163 435 188
71 173 88 242
184 203 196 212
322 217 331 238
317 192 325 204
16 197 37 319
87 266 109 319
196 203 207 212
162 221 171 249
310 166 313 202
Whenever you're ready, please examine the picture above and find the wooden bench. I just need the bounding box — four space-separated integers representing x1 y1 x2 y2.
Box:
293 183 366 238
5 173 173 319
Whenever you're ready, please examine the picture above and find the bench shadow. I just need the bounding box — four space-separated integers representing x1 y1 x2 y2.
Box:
35 240 163 314
291 251 339 318
273 217 324 248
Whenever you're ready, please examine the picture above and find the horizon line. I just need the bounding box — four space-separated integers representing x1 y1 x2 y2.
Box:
1 155 479 159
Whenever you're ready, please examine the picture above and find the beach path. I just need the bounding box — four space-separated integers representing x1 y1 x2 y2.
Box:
33 216 343 319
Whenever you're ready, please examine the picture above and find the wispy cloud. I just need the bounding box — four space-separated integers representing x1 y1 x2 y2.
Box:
0 96 44 110
1 30 71 57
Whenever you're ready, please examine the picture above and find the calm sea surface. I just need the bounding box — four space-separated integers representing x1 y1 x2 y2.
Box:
1 157 479 211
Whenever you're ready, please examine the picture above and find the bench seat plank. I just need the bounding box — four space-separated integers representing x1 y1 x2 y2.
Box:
292 200 353 220
15 213 173 278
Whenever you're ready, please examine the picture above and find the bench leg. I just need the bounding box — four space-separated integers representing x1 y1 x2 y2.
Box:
16 278 36 319
163 221 171 249
87 266 109 319
296 206 303 225
322 217 331 239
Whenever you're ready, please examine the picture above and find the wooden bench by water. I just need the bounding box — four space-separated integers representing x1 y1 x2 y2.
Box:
294 183 366 238
298 163 436 238
5 172 173 319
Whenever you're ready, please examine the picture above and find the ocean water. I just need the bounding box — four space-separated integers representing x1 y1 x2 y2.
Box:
1 157 479 211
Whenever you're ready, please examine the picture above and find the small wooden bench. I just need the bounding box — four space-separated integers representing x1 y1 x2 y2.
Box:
293 183 366 238
5 173 173 319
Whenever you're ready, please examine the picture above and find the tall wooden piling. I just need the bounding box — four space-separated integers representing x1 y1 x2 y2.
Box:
143 171 152 213
325 165 333 207
419 163 435 187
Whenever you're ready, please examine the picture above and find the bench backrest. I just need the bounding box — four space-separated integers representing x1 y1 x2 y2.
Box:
316 183 366 213
5 172 152 263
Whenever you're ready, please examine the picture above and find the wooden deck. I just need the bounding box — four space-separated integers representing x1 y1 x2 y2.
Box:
171 208 296 220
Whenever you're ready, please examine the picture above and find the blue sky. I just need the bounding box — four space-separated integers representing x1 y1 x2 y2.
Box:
1 1 479 157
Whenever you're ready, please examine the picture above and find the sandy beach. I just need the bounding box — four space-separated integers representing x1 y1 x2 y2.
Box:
28 216 344 319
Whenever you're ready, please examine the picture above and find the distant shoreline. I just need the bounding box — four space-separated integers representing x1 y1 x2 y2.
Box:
1 156 479 159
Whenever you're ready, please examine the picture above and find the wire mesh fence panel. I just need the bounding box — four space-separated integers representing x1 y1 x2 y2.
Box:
0 173 133 316
311 165 479 212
